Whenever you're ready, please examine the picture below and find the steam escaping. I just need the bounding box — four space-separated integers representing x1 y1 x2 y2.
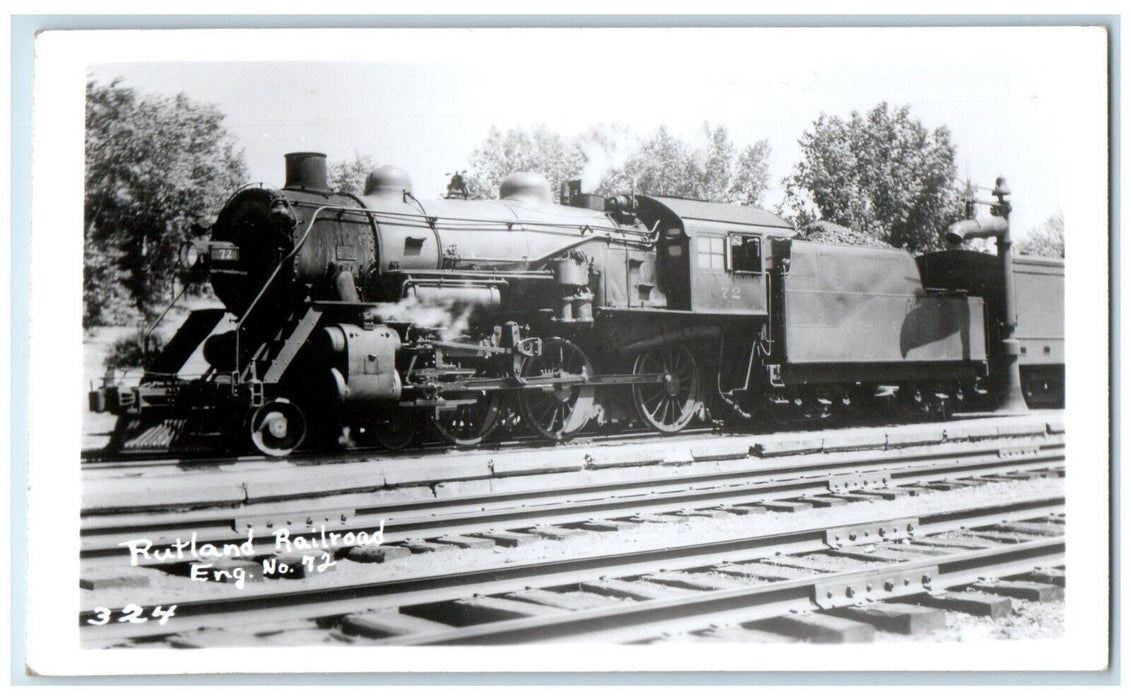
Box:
578 142 612 192
577 123 632 193
369 295 477 341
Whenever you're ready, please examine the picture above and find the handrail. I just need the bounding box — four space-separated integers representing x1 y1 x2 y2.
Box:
395 269 554 279
225 183 655 240
234 203 350 379
403 190 445 260
141 282 189 369
230 201 658 382
217 182 270 213
527 220 661 270
304 200 655 241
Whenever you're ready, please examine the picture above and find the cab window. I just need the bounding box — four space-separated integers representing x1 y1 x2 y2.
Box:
727 234 762 274
697 236 726 270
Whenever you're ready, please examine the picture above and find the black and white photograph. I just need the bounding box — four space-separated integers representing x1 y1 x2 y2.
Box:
21 19 1111 677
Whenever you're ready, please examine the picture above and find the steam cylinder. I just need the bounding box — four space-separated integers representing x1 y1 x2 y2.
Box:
324 324 402 405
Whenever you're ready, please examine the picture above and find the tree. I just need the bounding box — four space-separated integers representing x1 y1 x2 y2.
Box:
597 124 772 205
1016 211 1065 258
329 152 378 194
463 122 772 207
699 124 735 203
598 125 698 198
729 140 772 207
782 102 962 252
85 79 248 326
466 125 587 201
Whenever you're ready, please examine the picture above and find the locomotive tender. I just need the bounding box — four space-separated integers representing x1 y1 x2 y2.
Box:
90 152 1064 457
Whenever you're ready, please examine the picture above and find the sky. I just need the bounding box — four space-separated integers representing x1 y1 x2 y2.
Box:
88 26 1108 238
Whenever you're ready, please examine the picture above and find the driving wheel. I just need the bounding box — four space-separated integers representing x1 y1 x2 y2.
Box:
631 343 702 433
518 337 596 441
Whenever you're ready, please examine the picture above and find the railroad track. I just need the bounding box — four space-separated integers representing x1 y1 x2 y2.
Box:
79 425 721 468
81 423 1063 562
79 410 1055 469
82 494 1065 648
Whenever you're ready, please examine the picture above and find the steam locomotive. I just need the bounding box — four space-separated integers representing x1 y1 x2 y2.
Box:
89 152 1064 457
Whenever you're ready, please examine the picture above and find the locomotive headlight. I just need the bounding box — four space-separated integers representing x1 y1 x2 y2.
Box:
179 241 201 269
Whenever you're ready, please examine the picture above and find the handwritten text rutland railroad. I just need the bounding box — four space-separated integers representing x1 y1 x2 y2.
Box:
117 524 385 589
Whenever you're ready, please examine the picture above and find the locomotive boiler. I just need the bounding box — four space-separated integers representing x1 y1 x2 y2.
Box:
90 152 1063 458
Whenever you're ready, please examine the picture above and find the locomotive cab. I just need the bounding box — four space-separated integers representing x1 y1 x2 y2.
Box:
634 195 794 314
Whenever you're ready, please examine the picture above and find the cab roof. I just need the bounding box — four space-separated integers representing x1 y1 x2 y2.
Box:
636 195 796 235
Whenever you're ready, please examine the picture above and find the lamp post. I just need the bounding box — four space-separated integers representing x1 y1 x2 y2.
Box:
945 177 1028 413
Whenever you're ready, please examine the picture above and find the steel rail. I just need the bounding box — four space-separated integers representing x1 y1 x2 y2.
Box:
79 495 1064 644
81 440 1063 533
81 441 1060 539
389 536 1065 645
80 414 728 468
81 426 1060 507
79 441 1063 558
81 411 1057 466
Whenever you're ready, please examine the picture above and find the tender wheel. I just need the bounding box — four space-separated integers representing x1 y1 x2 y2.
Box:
249 398 307 458
801 388 835 422
926 385 955 420
898 385 933 421
430 391 502 447
764 390 797 426
371 413 420 451
519 337 596 441
632 343 702 433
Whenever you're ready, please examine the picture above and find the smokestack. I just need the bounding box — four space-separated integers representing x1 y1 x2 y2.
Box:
284 152 330 192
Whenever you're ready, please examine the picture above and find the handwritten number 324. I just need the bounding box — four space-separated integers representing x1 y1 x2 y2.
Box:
86 604 178 625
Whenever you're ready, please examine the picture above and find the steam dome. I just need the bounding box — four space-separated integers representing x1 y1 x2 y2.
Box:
363 165 413 198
